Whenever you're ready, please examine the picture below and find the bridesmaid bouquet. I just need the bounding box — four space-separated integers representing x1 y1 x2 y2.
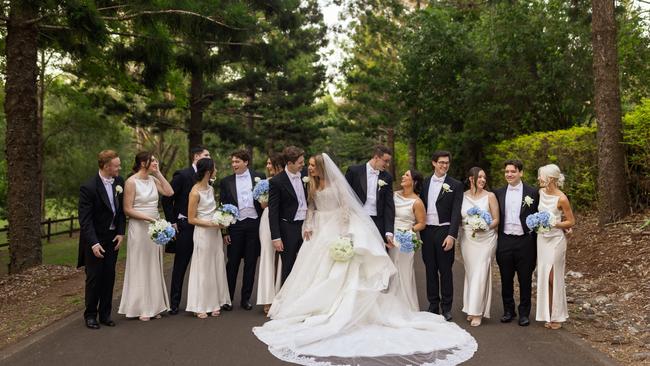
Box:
395 229 423 253
252 179 270 204
148 219 176 245
466 207 493 238
329 236 354 262
212 204 240 228
525 211 557 233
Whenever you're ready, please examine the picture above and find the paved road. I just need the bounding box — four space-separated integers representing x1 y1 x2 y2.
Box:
0 252 618 366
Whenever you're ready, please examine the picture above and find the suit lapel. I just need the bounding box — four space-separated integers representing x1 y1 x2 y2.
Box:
281 172 298 201
96 175 113 212
422 177 431 207
228 175 238 206
360 165 368 201
112 179 121 211
498 186 506 216
435 176 448 203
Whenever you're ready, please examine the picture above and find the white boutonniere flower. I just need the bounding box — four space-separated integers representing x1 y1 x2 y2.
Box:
377 179 387 188
254 177 261 183
442 183 453 193
523 195 534 207
115 185 123 194
302 176 310 184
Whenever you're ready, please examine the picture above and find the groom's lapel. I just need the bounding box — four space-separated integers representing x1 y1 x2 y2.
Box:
96 174 112 212
435 176 449 204
228 175 238 206
280 172 297 201
359 165 367 201
498 186 506 216
112 179 120 211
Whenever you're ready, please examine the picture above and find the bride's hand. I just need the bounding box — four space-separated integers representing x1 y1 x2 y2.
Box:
303 230 313 241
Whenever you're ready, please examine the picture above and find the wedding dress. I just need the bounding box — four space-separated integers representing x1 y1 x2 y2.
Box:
253 154 477 366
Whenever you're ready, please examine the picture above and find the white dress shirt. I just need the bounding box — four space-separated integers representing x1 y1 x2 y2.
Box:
363 162 379 217
504 181 525 235
426 175 450 226
286 168 307 221
236 169 258 220
99 171 116 230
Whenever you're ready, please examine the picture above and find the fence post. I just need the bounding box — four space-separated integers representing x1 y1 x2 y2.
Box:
47 218 52 243
69 216 74 237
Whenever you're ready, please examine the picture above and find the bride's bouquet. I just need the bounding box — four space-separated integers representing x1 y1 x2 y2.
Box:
148 219 176 245
465 207 493 238
525 211 557 233
212 204 240 228
395 229 422 253
329 236 354 262
252 178 270 204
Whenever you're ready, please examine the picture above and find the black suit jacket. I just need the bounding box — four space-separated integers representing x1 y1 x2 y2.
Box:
421 175 464 239
218 170 266 219
345 164 395 234
162 166 195 225
77 174 126 268
494 183 539 236
268 169 308 241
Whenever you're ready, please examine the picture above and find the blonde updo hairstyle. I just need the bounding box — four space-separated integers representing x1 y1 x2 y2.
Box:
538 164 565 188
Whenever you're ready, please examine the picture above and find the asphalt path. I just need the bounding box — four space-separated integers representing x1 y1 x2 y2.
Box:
0 250 618 366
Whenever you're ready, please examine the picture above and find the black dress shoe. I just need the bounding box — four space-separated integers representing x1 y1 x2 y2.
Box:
442 311 453 321
85 318 100 330
427 304 440 314
241 301 253 311
169 307 179 315
500 312 515 323
99 319 116 327
221 304 233 311
518 316 530 326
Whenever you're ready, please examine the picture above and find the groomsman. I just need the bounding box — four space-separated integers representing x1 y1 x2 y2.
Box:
420 151 463 321
162 146 210 315
269 146 308 284
220 149 265 310
494 159 539 326
77 150 126 329
345 145 395 246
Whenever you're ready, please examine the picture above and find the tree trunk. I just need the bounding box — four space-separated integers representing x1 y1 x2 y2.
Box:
246 90 255 166
5 1 43 273
591 0 631 225
386 127 396 179
408 135 417 171
38 49 46 220
188 69 204 164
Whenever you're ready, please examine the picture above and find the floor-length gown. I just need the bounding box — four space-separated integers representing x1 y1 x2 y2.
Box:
185 186 231 313
253 185 477 366
535 190 568 323
256 207 282 305
459 194 497 318
119 176 170 318
388 192 419 312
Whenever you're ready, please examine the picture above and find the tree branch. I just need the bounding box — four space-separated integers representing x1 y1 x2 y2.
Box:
101 10 243 30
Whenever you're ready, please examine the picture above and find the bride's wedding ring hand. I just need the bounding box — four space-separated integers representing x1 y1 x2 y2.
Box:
273 239 284 252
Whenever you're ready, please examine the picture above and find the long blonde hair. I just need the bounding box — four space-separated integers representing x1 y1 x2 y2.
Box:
308 154 326 205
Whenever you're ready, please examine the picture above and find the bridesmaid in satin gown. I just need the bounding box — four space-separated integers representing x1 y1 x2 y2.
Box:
257 153 285 314
119 152 174 321
535 164 575 330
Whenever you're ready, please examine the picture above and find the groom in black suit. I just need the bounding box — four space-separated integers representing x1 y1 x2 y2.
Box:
420 150 463 321
345 145 395 246
162 146 210 314
219 149 265 310
269 146 308 284
494 159 539 326
78 150 126 329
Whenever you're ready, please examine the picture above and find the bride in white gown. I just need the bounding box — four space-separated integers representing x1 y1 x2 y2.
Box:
253 153 477 366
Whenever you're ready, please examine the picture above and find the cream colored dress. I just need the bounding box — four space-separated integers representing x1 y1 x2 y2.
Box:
459 193 497 318
185 186 231 313
119 176 170 318
535 190 568 323
256 207 282 305
387 192 419 312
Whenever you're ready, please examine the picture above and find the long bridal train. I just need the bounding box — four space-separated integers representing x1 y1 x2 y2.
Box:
253 153 477 366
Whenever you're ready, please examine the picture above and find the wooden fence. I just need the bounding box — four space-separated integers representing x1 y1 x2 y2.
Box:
0 216 79 248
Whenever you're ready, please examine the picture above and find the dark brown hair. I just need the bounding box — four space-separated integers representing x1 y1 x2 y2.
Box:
231 149 250 163
98 150 119 169
372 145 392 158
467 166 488 193
409 169 424 195
504 159 524 172
132 151 154 173
431 150 452 163
283 146 304 164
268 152 285 174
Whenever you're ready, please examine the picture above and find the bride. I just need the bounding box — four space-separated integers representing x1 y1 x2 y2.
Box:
253 153 477 366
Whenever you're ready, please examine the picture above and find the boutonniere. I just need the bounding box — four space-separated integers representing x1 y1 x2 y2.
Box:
254 177 261 183
302 176 310 186
115 185 123 195
377 179 387 188
523 195 534 207
442 183 453 194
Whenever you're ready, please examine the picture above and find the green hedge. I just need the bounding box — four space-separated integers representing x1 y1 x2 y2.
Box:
623 99 650 208
486 126 597 210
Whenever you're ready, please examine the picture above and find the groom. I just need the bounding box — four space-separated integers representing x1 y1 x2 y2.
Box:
420 150 463 321
77 150 126 329
269 146 308 284
494 159 539 326
345 145 395 246
162 146 210 315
